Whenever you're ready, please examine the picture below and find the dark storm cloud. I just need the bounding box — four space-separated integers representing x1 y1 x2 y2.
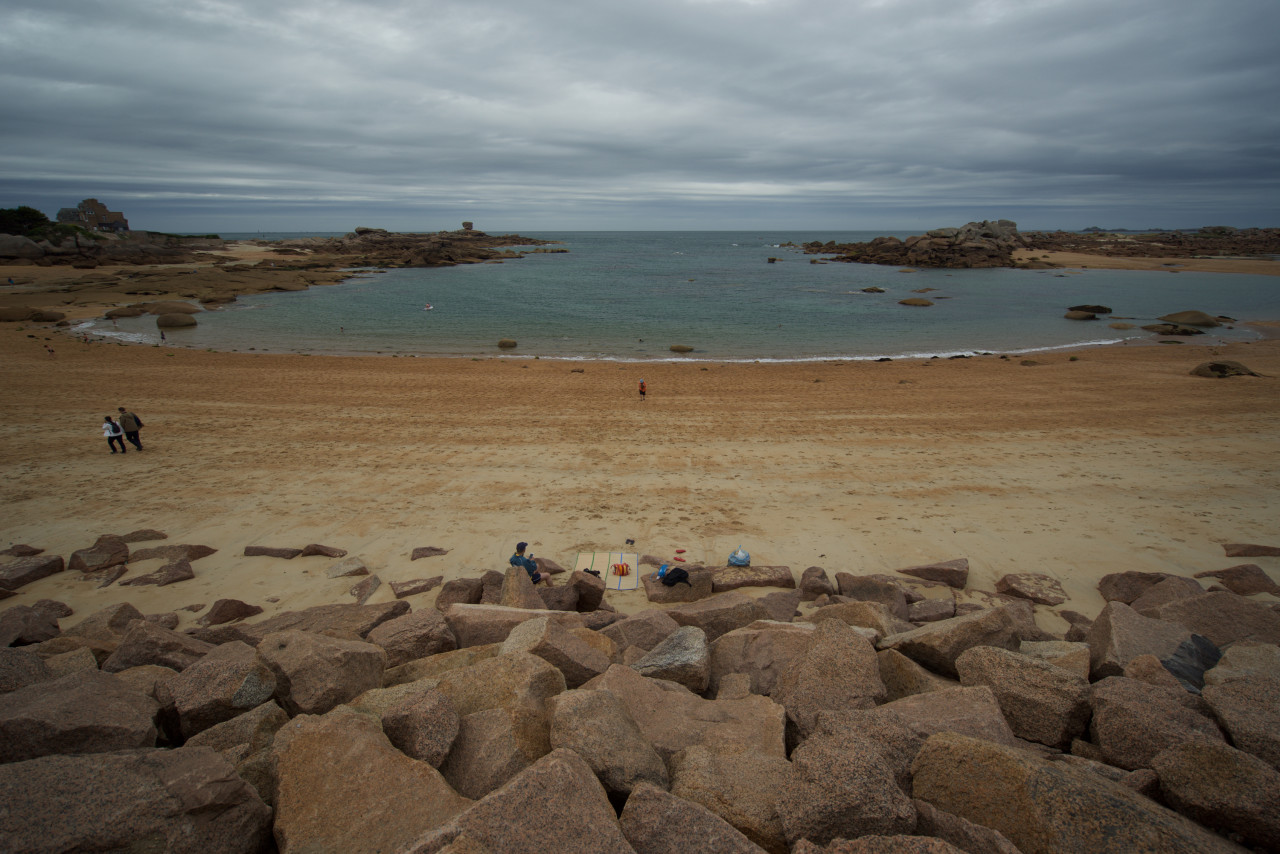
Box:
1 0 1277 231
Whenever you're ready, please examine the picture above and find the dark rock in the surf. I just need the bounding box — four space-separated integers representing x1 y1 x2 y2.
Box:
1189 361 1260 378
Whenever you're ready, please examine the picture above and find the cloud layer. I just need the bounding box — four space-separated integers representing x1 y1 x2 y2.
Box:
2 0 1277 231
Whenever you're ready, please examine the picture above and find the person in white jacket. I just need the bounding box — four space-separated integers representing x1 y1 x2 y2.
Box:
102 416 127 454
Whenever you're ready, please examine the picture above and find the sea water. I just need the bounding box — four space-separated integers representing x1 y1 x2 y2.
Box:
87 231 1280 361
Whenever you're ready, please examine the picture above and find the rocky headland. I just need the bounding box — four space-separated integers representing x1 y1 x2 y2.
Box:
798 222 1280 271
0 225 563 326
799 220 1029 269
4 533 1280 853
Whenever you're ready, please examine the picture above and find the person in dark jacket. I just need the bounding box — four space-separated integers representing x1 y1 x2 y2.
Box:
117 406 144 451
509 541 546 585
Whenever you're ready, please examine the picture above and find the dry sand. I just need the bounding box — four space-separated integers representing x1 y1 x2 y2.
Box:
1013 248 1280 276
3 246 1279 632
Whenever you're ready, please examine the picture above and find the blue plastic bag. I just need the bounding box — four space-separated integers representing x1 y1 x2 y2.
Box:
728 546 750 567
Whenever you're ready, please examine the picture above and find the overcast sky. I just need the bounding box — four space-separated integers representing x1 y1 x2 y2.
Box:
2 0 1277 233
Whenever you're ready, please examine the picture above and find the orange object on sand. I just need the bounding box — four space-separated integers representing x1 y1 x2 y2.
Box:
611 563 631 576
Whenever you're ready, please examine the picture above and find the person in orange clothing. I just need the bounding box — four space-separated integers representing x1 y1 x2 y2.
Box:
638 379 646 401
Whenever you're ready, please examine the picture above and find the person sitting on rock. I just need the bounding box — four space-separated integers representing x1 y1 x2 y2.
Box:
509 541 546 585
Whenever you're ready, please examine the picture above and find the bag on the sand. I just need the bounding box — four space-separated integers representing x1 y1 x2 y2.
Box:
584 569 601 578
728 546 750 567
662 567 690 587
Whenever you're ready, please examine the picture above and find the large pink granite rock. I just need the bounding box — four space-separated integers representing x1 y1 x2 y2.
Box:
621 781 767 853
428 651 567 720
444 603 585 648
381 688 458 767
119 558 195 587
401 748 633 854
501 615 611 688
0 669 158 762
912 731 1241 854
711 565 796 593
955 645 1090 749
897 558 969 589
1084 601 1192 679
204 600 410 645
101 620 214 673
433 577 483 611
1152 739 1280 851
666 591 770 643
708 621 816 697
671 743 793 853
642 565 715 603
257 629 386 715
272 706 470 853
799 566 836 600
772 619 885 740
630 625 711 693
1145 590 1280 647
569 569 607 611
366 608 458 668
1194 563 1280 596
197 598 263 626
166 640 276 738
0 554 65 591
1201 675 1280 770
601 608 682 653
0 646 54 693
1097 571 1177 604
1089 676 1224 770
549 687 669 795
994 572 1068 606
584 663 786 764
777 728 917 848
0 745 271 853
67 534 129 573
438 703 552 799
878 606 1021 679
500 565 546 609
0 604 60 646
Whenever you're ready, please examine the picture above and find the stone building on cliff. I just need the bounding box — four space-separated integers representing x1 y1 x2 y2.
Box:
56 198 130 233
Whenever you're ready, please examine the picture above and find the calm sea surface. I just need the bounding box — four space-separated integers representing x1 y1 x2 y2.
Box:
86 231 1280 361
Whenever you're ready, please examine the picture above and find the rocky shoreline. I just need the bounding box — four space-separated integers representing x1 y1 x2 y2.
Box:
798 221 1280 271
0 226 562 325
4 533 1279 852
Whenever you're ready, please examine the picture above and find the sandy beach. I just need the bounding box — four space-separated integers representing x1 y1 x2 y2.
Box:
3 275 1278 631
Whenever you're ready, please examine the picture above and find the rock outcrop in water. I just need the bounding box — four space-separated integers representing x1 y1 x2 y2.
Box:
802 220 1028 269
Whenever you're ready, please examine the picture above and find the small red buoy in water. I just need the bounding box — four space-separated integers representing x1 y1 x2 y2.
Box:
675 549 686 554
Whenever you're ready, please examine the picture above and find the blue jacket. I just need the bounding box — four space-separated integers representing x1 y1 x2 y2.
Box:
510 553 540 582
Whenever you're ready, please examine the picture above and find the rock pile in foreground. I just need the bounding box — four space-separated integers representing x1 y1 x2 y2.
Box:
3 548 1280 853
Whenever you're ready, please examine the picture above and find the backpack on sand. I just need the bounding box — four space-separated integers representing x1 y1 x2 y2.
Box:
661 567 691 587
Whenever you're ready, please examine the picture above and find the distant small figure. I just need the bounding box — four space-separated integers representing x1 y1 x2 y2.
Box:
45 345 55 358
638 379 646 401
117 407 144 451
160 330 166 342
6 277 13 285
102 416 126 454
509 541 547 585
340 326 344 334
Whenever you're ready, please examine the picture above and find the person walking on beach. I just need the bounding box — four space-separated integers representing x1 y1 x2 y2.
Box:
509 541 547 585
117 407 144 451
102 416 127 454
638 379 646 401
